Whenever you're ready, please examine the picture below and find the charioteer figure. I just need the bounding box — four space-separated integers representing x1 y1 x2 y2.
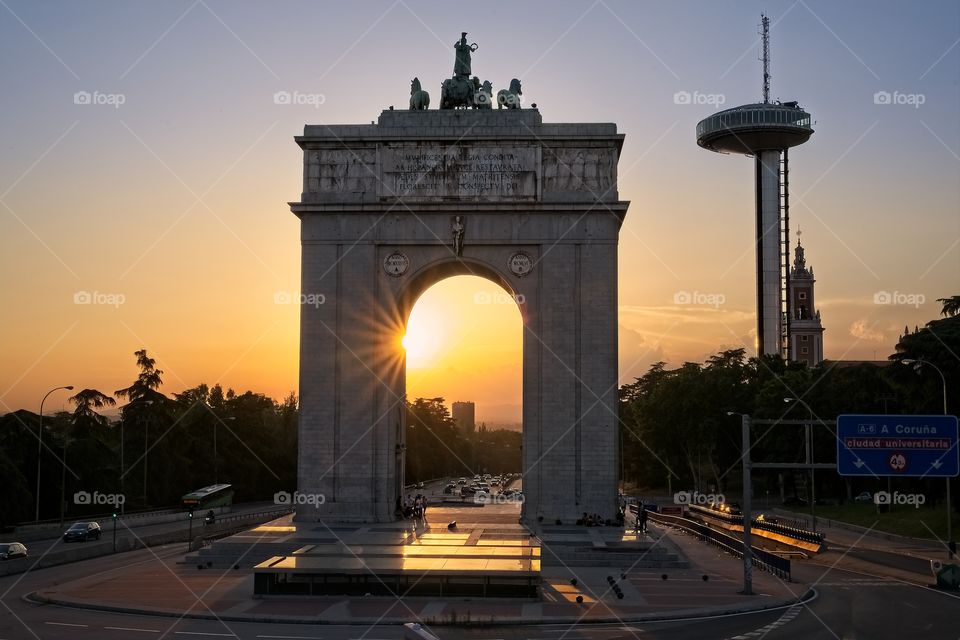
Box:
453 32 477 78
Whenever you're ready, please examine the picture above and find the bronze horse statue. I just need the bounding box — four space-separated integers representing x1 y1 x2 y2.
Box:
497 79 522 109
409 77 430 110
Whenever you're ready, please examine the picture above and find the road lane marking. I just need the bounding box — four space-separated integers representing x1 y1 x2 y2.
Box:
256 635 324 639
174 633 238 637
45 622 88 627
106 626 161 633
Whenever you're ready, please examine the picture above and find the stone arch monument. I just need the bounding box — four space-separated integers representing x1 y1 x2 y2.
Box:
291 106 629 525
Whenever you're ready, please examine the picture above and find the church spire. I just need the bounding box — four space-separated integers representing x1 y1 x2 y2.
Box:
792 228 809 276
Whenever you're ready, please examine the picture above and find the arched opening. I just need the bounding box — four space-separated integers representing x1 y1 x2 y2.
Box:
397 273 524 518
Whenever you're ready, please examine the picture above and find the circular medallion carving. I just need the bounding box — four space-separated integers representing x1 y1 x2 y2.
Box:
508 251 533 277
383 251 410 277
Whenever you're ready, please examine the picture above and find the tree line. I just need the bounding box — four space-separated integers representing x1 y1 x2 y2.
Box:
3 295 955 527
619 295 959 506
0 350 521 529
405 397 521 482
0 350 297 528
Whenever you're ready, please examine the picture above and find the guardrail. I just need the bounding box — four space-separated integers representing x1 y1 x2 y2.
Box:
687 504 824 545
190 507 293 551
206 507 291 527
15 506 182 531
631 505 791 581
0 507 293 578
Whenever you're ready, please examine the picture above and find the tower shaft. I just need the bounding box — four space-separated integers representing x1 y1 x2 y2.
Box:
755 150 784 357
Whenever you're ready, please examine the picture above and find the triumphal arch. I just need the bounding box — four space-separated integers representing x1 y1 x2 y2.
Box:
291 34 629 524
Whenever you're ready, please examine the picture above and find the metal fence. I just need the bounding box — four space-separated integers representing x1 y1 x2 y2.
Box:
630 505 791 581
687 504 824 545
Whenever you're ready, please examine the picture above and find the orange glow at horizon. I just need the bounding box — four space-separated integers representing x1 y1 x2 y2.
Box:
403 276 523 425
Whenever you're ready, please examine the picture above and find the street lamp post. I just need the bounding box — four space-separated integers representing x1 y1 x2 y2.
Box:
727 411 753 595
120 412 125 517
902 358 953 558
204 402 234 485
59 432 70 528
784 397 817 531
36 385 73 523
143 418 149 505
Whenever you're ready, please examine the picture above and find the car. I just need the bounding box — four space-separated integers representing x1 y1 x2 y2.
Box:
416 481 424 489
0 542 27 560
461 485 477 496
444 484 455 494
457 478 466 485
63 521 101 542
854 491 872 503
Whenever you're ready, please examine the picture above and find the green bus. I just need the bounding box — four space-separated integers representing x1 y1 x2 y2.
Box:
181 484 234 510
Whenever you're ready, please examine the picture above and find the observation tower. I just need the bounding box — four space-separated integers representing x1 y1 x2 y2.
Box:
696 14 813 359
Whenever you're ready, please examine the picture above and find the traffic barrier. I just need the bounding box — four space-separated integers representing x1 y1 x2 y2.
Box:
630 504 791 581
687 504 824 546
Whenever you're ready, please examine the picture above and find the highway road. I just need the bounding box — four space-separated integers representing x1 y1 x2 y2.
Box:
3 486 958 639
1 502 288 577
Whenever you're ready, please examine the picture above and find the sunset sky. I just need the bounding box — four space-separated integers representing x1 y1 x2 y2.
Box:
1 1 957 425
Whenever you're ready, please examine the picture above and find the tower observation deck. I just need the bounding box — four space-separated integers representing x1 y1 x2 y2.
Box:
696 103 812 154
695 16 814 360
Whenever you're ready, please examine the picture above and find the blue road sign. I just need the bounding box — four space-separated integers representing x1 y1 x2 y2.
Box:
837 414 959 477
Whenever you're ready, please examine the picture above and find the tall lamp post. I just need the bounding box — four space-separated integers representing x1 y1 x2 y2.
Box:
59 431 72 528
36 385 73 522
204 402 235 485
902 358 953 558
727 411 753 595
784 397 817 531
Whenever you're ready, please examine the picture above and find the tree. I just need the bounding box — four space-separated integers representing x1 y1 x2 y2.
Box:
115 349 166 405
63 390 117 518
114 350 169 507
938 295 960 317
68 389 116 439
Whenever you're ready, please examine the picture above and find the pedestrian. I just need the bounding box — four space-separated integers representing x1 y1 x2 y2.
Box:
639 506 648 533
421 495 428 522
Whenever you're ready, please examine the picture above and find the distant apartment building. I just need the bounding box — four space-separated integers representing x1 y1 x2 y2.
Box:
452 401 476 434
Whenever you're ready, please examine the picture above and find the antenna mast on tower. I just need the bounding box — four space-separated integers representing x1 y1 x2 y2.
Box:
760 13 771 103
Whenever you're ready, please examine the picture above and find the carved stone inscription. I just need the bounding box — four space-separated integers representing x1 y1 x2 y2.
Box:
306 149 377 194
379 143 538 200
542 148 616 193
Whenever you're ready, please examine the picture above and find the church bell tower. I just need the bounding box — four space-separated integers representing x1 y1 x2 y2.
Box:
788 236 825 365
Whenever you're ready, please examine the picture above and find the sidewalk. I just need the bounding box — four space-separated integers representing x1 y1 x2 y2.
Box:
29 514 811 625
